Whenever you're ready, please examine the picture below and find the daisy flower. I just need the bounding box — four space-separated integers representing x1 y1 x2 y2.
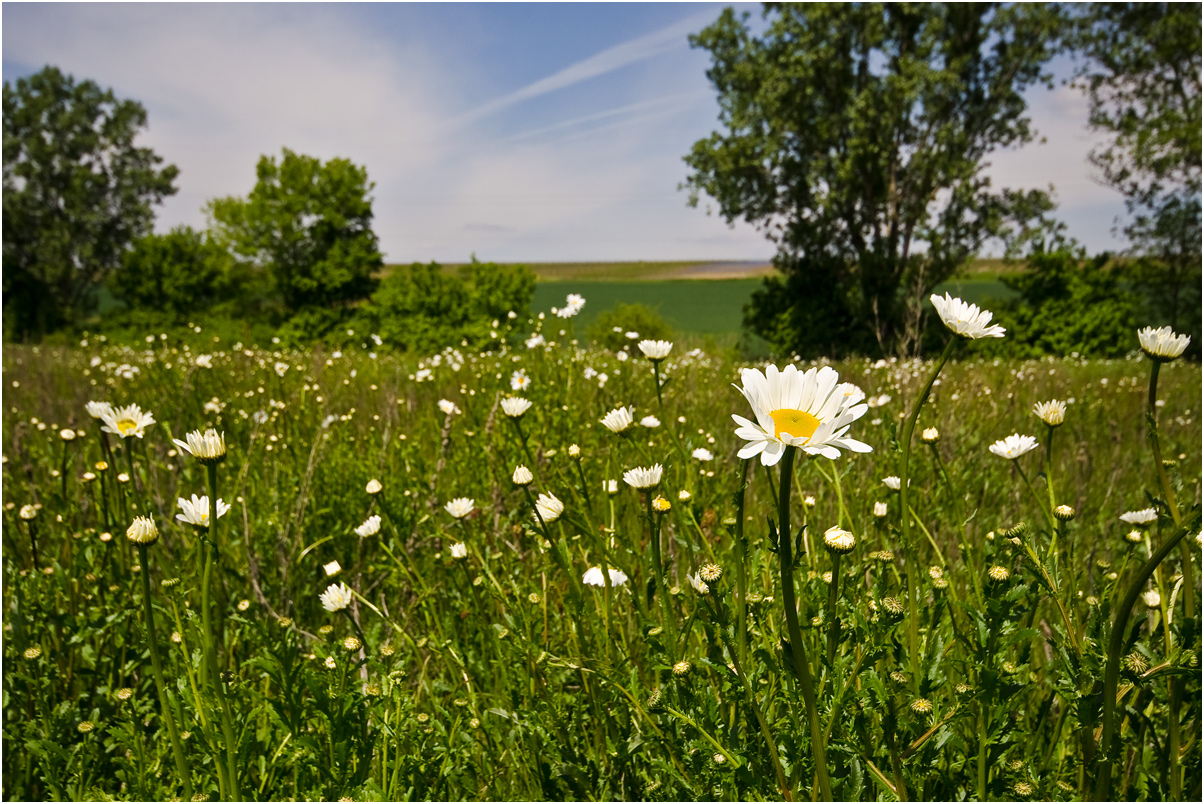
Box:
600 406 635 433
534 492 564 524
449 542 468 559
172 429 226 463
355 515 381 537
501 397 533 418
623 464 663 489
320 582 353 612
445 498 475 519
582 566 628 587
929 293 1006 339
175 494 230 529
638 340 673 361
85 401 114 420
1138 326 1190 360
1120 508 1158 526
101 404 156 439
1032 400 1066 427
438 399 461 416
510 369 531 391
988 433 1039 460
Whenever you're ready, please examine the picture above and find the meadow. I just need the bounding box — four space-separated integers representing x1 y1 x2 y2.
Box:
1 299 1200 802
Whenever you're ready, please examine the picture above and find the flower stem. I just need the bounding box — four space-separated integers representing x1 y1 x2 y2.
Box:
137 543 194 800
776 448 833 800
825 552 841 671
205 463 241 801
1146 361 1194 620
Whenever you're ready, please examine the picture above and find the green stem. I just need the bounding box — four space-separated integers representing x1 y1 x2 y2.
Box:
137 543 194 801
899 336 956 690
776 448 833 800
734 459 751 668
825 552 841 672
1146 361 1194 620
206 463 241 801
1094 523 1192 800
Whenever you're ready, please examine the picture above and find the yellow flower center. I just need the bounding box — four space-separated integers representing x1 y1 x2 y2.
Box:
116 418 138 435
770 408 820 440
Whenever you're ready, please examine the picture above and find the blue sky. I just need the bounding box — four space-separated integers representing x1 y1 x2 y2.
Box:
3 2 1129 264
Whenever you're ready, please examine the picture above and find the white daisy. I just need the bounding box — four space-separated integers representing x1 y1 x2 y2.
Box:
175 494 230 529
101 404 156 439
324 560 342 576
126 516 160 546
1032 400 1066 427
172 429 226 463
1120 508 1158 526
512 465 534 486
929 293 1006 339
873 501 889 517
638 340 673 361
1138 326 1190 360
365 479 383 495
438 399 461 416
355 515 381 537
692 447 714 461
731 364 872 465
582 566 628 587
510 369 531 391
85 401 114 420
534 492 564 524
320 582 353 612
988 433 1039 460
623 464 663 490
882 476 902 491
501 397 533 418
445 498 475 519
600 406 635 433
449 542 468 559
639 415 661 428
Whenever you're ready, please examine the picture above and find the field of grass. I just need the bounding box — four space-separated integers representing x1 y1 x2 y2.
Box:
2 312 1199 801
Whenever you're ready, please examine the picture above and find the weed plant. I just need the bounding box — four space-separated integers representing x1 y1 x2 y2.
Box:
2 305 1200 801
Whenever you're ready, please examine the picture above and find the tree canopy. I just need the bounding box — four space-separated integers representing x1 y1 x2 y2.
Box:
683 3 1063 357
3 65 179 340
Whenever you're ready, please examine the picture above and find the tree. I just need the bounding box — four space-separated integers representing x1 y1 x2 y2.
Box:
683 3 1064 357
207 148 382 337
109 226 239 323
3 65 179 340
1071 3 1201 355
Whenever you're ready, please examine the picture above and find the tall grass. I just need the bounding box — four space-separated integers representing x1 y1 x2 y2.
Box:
2 316 1199 801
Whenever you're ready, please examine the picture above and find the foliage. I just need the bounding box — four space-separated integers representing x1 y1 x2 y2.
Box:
2 65 179 341
349 261 534 353
107 226 241 326
973 250 1140 359
683 3 1065 359
206 148 382 334
586 302 674 351
1069 2 1201 357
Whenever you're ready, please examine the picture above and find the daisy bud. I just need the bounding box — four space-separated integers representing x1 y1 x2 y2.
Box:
365 479 383 495
920 427 940 444
881 597 905 621
449 542 468 559
512 465 534 486
677 489 691 502
651 496 671 512
672 660 691 676
59 428 76 442
873 501 888 517
699 563 722 583
568 444 581 458
987 565 1010 584
1033 400 1066 427
1054 504 1076 521
822 526 856 555
1142 589 1161 609
910 698 932 714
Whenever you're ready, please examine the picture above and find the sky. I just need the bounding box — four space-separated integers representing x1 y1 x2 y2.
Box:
3 2 1130 265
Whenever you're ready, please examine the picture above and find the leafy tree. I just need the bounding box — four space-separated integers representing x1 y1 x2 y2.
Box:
109 226 239 322
683 3 1064 358
207 148 382 335
3 65 179 340
1071 2 1201 355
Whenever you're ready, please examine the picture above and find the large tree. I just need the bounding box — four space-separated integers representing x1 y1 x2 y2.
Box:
207 148 382 337
683 3 1063 357
3 65 179 340
1072 2 1201 352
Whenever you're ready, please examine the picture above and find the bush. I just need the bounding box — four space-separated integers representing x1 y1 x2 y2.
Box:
108 226 240 322
586 302 674 351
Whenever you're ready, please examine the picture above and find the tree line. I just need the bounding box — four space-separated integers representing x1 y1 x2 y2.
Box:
4 3 1199 357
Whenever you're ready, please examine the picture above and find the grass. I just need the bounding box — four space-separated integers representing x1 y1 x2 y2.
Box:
2 319 1200 801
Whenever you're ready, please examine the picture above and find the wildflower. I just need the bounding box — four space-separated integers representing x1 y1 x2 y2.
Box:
23 646 41 659
677 489 692 502
99 532 113 542
823 526 856 555
175 494 230 529
510 369 531 391
691 447 714 461
437 399 461 416
558 293 586 318
1138 325 1190 361
639 415 661 428
638 340 673 361
343 636 362 651
525 334 546 349
355 515 381 537
1120 508 1157 526
324 561 342 576
59 428 76 442
600 406 634 433
1142 589 1161 609
237 599 250 612
172 429 226 464
512 465 534 486
18 505 37 521
500 397 532 418
920 427 940 443
699 563 722 583
929 293 1006 339
78 721 94 733
672 660 691 676
126 517 159 546
881 597 905 621
534 492 564 524
194 354 213 368
85 400 114 420
445 498 475 519
873 501 889 517
116 687 133 700
1054 505 1076 521
910 698 933 714
324 656 337 669
989 433 1039 460
117 472 130 483
732 364 871 465
1033 400 1066 427
603 479 619 496
365 479 383 495
81 472 96 483
651 496 671 512
582 566 629 587
320 582 353 612
1123 652 1149 674
882 476 902 491
988 565 1011 583
449 542 468 559
687 572 709 595
1124 529 1143 544
568 444 581 458
101 404 156 439
623 464 663 489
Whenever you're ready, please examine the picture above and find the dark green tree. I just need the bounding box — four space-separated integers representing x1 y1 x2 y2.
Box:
3 65 179 340
207 148 382 337
109 225 238 322
1071 2 1201 355
683 3 1064 357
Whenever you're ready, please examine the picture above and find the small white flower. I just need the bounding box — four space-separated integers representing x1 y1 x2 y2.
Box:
929 293 1006 339
438 399 461 416
873 501 889 517
175 494 230 529
172 429 226 463
1033 400 1067 427
600 406 635 433
510 369 531 391
1120 508 1158 526
557 293 585 318
365 479 383 495
534 492 564 524
445 498 475 519
101 404 157 439
882 476 901 491
691 447 714 461
582 566 628 586
678 489 692 501
320 582 353 612
1138 326 1190 360
623 464 663 490
449 542 468 559
525 334 546 349
625 331 640 340
687 572 709 595
603 479 619 495
126 516 160 546
1142 588 1162 609
512 465 534 485
639 415 661 428
989 433 1039 460
194 354 213 369
355 515 381 537
324 560 342 576
85 401 114 420
638 340 673 361
501 397 533 418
